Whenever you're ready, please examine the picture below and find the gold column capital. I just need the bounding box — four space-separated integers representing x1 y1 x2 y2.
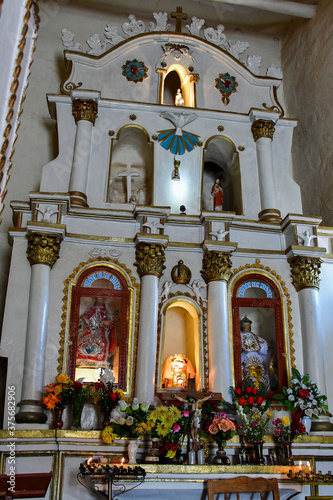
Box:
72 99 98 124
27 233 62 268
289 256 322 291
201 251 232 283
135 241 166 278
251 119 275 142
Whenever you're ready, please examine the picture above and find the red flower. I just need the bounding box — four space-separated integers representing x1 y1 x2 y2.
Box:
238 398 246 406
235 388 242 395
247 396 254 405
298 389 310 400
110 393 117 401
245 387 253 394
252 388 258 395
256 397 263 404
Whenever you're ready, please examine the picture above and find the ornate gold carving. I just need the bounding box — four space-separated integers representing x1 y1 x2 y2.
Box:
134 242 166 278
63 81 82 92
289 256 322 291
251 120 275 141
171 260 191 284
72 99 98 124
0 0 39 218
217 125 224 132
201 251 232 283
189 73 200 84
231 259 295 369
26 232 62 268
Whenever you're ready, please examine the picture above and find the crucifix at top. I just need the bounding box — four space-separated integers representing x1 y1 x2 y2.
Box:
171 6 187 33
117 163 140 203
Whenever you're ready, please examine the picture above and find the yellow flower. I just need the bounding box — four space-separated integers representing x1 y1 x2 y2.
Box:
166 449 176 459
54 384 62 395
115 389 125 400
56 373 70 385
281 417 290 426
266 411 273 418
101 426 119 444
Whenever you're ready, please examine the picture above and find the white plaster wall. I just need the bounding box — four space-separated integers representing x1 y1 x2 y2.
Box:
281 0 333 227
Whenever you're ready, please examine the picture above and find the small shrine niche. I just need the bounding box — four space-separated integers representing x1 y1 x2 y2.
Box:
108 125 153 204
202 136 242 213
232 274 288 395
160 64 195 107
158 298 203 392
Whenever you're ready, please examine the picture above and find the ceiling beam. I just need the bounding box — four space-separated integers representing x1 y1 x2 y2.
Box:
192 0 317 19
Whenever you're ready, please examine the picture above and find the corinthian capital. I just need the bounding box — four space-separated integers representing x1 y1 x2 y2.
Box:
251 119 275 142
72 99 98 124
289 256 322 291
27 233 62 268
135 242 166 278
201 251 232 283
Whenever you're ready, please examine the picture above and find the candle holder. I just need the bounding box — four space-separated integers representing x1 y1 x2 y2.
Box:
287 464 333 485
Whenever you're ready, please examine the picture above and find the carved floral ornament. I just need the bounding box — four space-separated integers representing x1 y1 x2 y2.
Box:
289 256 322 292
215 73 238 105
201 251 232 283
72 99 98 124
26 233 62 268
251 119 275 142
134 242 166 278
122 59 148 83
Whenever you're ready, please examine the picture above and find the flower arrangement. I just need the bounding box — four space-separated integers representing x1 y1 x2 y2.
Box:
43 373 73 410
95 380 125 411
232 385 272 442
144 405 181 439
101 398 150 444
273 368 328 419
205 413 237 447
72 379 94 428
271 411 306 443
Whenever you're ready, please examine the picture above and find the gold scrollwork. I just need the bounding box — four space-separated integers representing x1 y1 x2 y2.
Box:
251 120 275 142
289 256 322 292
72 99 98 124
134 242 166 278
26 232 62 268
201 251 232 283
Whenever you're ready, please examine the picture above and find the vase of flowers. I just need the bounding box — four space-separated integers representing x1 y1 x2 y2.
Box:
232 385 272 464
144 405 182 463
43 373 73 429
95 380 125 428
271 412 306 465
200 404 237 465
273 368 328 423
72 380 92 429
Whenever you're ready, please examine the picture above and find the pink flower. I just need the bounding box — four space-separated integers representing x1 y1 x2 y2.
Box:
275 428 282 435
182 411 190 417
173 424 181 432
273 418 281 426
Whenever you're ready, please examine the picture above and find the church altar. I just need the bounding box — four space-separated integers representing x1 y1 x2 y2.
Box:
1 430 333 500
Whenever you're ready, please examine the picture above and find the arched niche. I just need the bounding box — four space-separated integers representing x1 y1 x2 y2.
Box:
157 297 204 392
108 125 153 204
60 260 139 395
202 136 242 214
231 273 288 396
160 64 195 107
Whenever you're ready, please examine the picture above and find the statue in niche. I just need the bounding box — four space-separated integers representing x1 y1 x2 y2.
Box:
162 354 195 390
240 315 276 390
175 88 184 106
211 179 223 211
76 298 118 369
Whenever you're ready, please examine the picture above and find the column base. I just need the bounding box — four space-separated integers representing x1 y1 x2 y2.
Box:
15 399 47 424
258 208 282 223
310 413 333 432
69 191 89 207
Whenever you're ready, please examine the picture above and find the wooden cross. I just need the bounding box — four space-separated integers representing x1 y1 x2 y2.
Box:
171 6 187 33
117 163 139 203
171 377 221 407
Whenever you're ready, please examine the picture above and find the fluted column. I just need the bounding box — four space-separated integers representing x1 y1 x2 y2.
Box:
202 242 236 401
69 91 100 207
134 238 167 405
16 232 62 423
250 110 281 222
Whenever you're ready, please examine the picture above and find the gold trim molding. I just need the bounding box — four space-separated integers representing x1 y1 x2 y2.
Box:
134 241 166 278
251 119 275 142
72 99 98 124
26 232 62 268
230 259 295 369
201 251 232 283
289 256 322 291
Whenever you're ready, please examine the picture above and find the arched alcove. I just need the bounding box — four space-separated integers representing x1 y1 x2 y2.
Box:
160 64 195 107
158 298 203 392
202 136 242 213
108 125 153 204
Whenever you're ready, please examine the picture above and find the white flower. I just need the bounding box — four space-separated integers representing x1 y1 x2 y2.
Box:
118 400 128 411
312 400 317 406
292 379 299 384
140 401 150 412
131 398 139 410
288 395 295 401
126 416 134 426
287 388 292 394
305 409 312 417
309 394 314 400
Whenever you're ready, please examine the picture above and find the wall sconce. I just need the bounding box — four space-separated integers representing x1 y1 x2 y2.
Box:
172 159 180 180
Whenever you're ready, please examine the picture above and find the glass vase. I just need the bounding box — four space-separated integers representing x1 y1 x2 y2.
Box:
72 401 85 429
281 440 294 465
212 443 231 465
252 441 265 465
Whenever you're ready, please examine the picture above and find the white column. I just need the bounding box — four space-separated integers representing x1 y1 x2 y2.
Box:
69 91 100 207
16 232 62 424
207 280 232 399
135 274 159 405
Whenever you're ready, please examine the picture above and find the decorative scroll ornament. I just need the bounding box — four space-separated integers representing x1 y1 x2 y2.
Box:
215 73 238 105
122 15 145 36
203 25 226 46
245 54 262 75
161 43 194 62
27 233 62 268
186 17 205 37
289 256 322 292
158 111 199 155
171 260 192 284
149 12 170 32
72 99 98 124
251 120 275 141
104 24 125 45
134 242 166 278
61 29 81 51
226 40 249 59
122 59 148 83
87 34 107 56
267 65 283 79
201 251 232 283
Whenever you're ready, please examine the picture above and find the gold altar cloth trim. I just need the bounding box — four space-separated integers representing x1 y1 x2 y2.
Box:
135 464 302 475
